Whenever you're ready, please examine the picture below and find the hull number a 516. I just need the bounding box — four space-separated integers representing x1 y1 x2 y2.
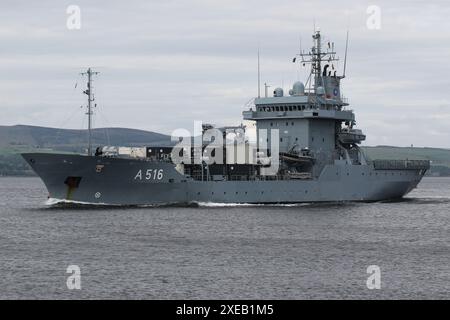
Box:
134 169 164 181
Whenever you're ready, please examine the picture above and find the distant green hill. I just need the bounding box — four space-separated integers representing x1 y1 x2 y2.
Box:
0 125 172 152
1 125 449 176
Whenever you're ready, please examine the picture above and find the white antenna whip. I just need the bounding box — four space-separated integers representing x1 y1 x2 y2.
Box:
343 30 349 78
257 46 261 98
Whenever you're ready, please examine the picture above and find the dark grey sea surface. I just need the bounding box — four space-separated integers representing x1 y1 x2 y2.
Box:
0 177 448 299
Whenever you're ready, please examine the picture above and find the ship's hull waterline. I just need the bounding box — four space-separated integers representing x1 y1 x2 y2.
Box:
22 153 426 206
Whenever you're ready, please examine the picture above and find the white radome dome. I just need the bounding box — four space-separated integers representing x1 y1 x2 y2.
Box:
291 81 305 95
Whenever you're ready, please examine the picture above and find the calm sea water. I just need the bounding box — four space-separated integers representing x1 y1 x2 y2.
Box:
0 177 448 299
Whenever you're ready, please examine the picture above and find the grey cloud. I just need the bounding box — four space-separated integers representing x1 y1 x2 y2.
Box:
0 0 449 147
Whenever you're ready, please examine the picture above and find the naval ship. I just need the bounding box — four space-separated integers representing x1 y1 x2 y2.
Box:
23 30 430 205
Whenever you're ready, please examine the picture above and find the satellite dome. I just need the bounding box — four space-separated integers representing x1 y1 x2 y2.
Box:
273 87 284 97
291 81 305 95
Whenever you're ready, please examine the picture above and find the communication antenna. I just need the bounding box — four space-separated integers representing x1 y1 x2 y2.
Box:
264 82 271 98
80 67 100 156
343 30 349 78
257 47 261 98
299 35 302 56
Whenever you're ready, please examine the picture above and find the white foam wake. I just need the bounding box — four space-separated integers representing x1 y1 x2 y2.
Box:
45 198 109 206
196 202 312 207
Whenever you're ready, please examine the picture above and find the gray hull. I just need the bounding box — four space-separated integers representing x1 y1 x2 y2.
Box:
22 153 426 205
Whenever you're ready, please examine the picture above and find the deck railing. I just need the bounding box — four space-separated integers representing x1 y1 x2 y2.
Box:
372 160 430 170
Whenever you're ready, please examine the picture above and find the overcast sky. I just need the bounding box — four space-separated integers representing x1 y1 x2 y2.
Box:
1 0 449 147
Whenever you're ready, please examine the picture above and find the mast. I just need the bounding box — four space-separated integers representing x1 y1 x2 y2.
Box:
295 30 338 92
312 31 322 89
81 68 99 156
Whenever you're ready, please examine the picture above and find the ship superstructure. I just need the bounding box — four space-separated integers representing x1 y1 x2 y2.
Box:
22 31 430 205
243 30 366 180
